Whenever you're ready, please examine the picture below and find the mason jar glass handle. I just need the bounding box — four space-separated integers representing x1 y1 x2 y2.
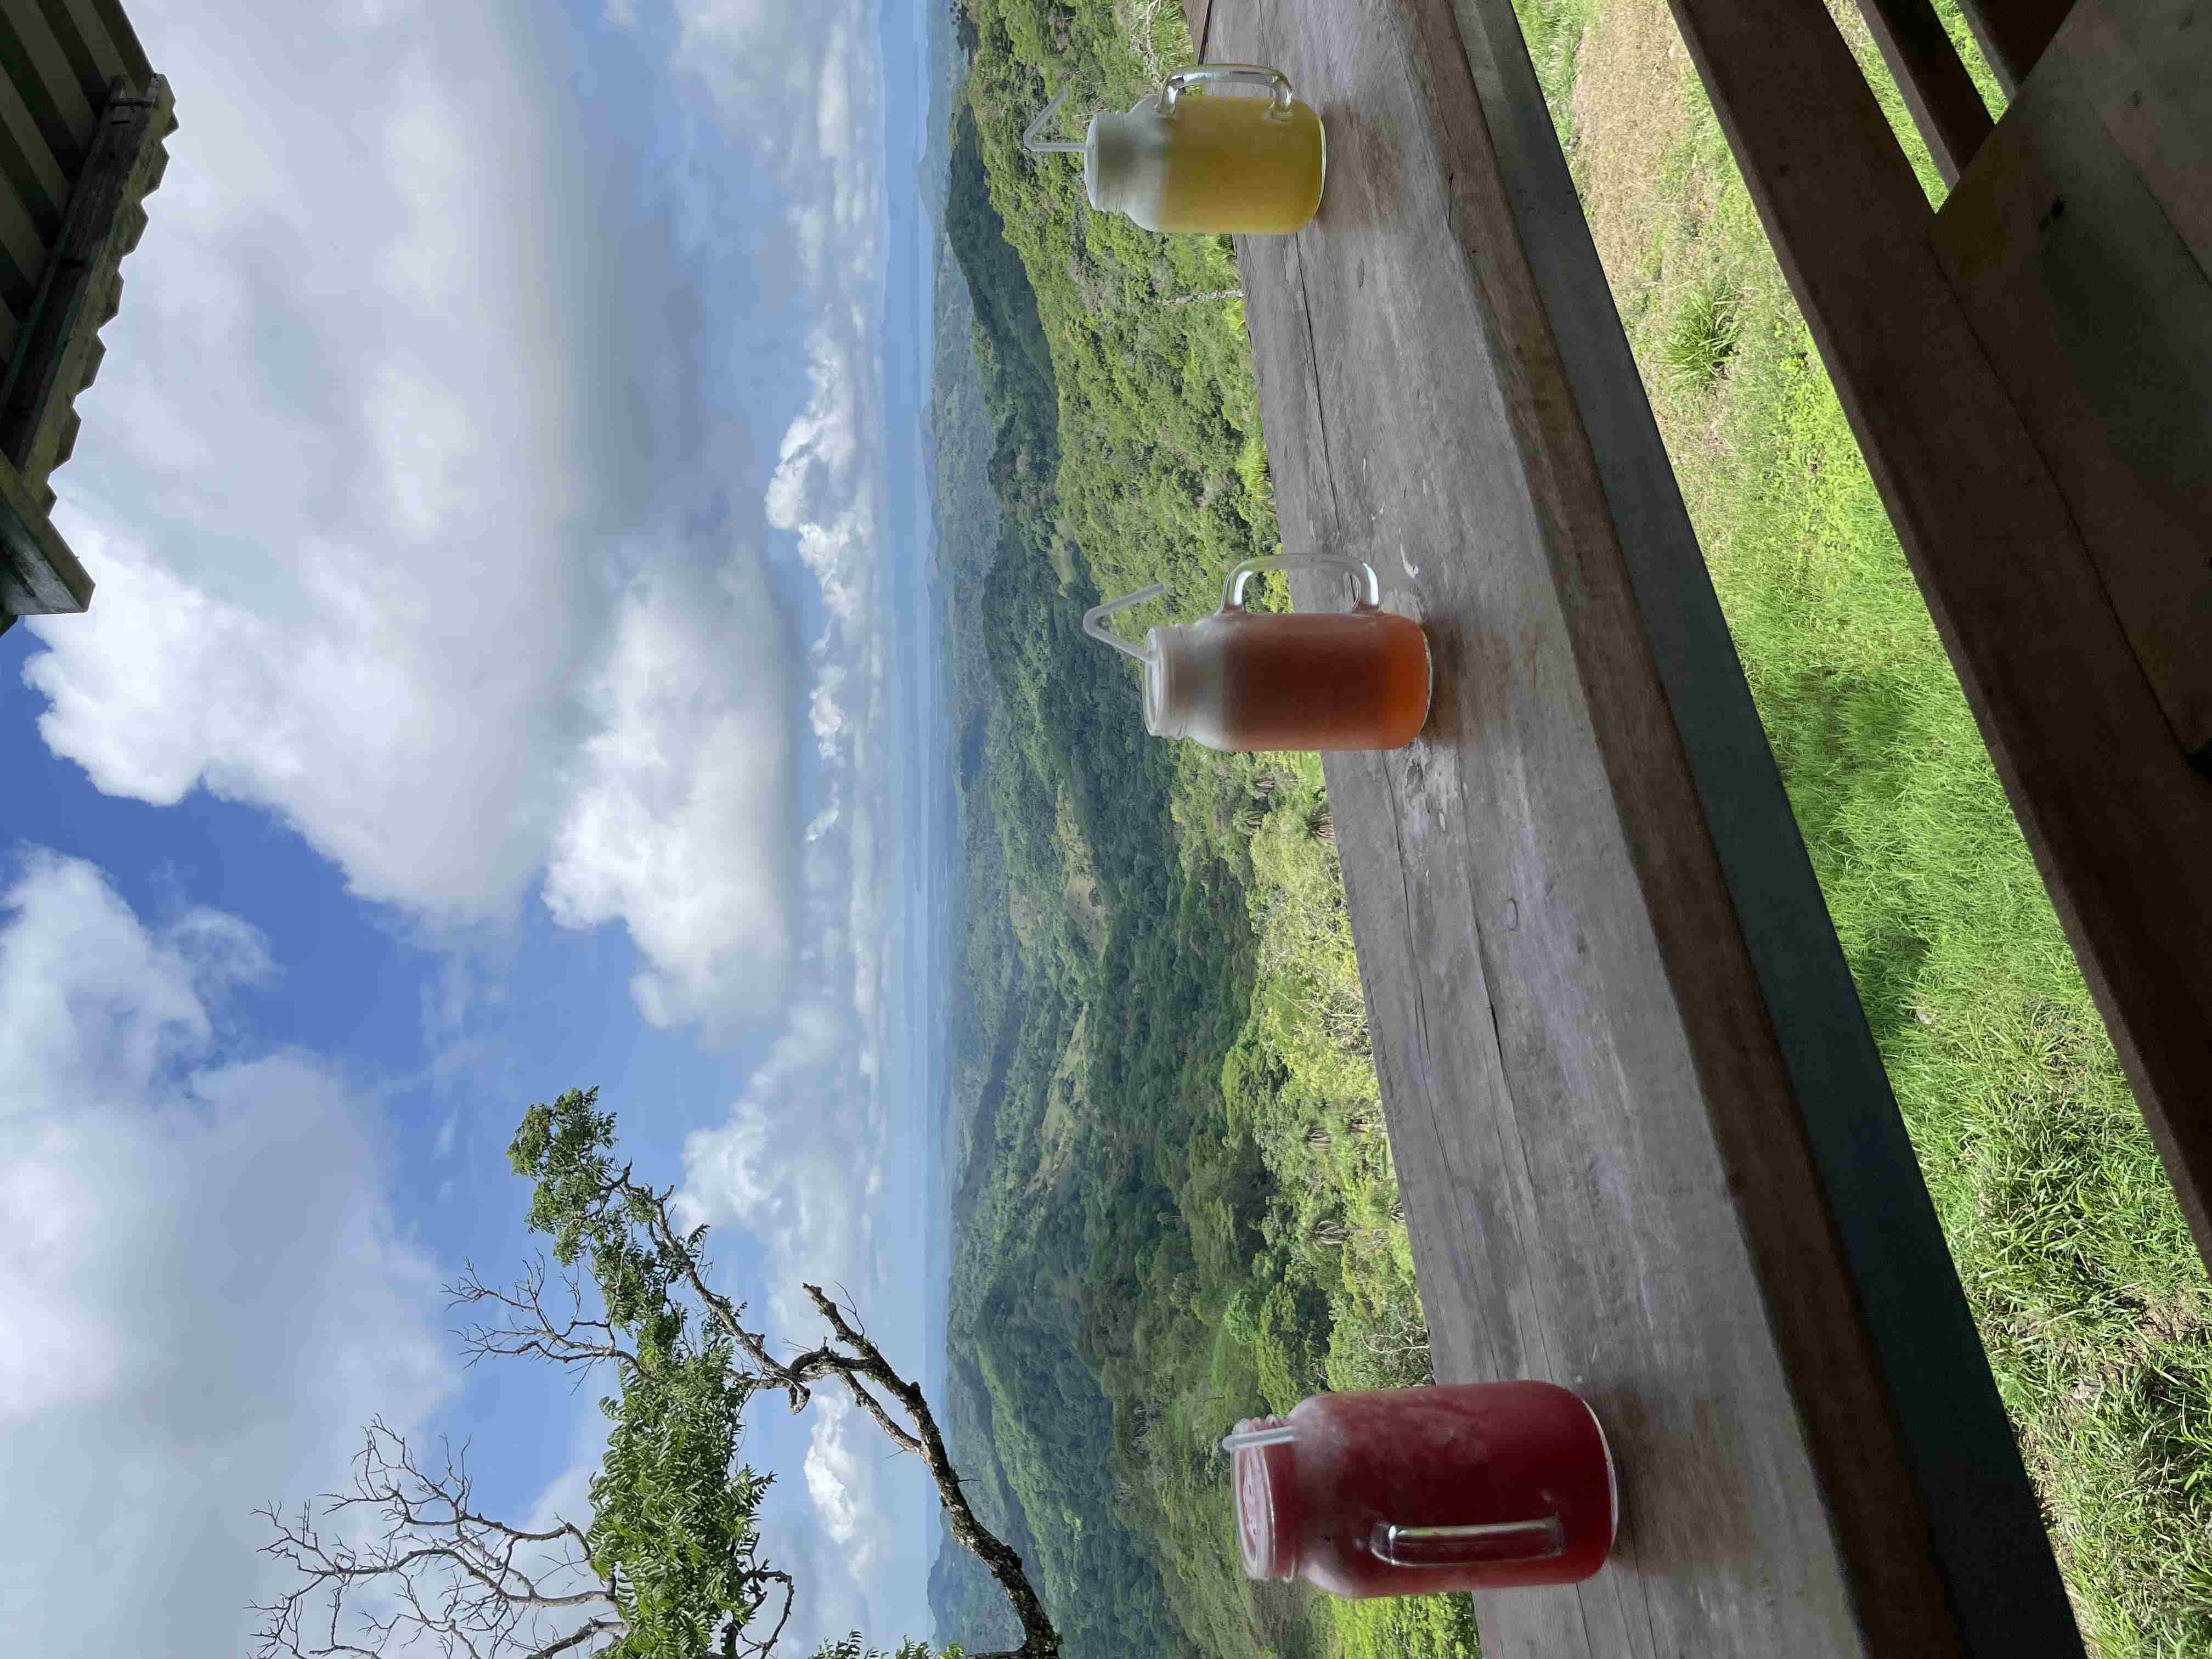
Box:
1224 554 1380 613
1159 64 1295 119
1368 1516 1565 1568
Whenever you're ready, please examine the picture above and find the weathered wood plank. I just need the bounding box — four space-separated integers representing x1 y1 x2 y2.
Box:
1188 0 1218 57
1853 0 1994 183
2057 0 2212 284
0 444 89 614
1665 0 2212 1272
1934 33 2212 756
1187 0 2080 1652
1952 0 2075 91
0 74 171 497
1438 0 2083 1650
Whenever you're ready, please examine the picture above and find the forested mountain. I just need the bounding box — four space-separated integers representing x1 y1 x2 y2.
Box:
925 5 1469 1657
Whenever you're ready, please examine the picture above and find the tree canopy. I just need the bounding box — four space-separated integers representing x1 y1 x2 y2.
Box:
254 1087 1048 1659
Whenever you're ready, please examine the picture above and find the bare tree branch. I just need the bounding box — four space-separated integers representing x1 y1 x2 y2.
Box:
263 1089 1063 1659
592 1165 1061 1657
449 1256 641 1380
251 1423 624 1659
798 1285 1058 1659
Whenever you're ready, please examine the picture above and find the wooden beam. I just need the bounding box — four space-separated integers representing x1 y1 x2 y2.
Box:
1438 2 2083 1650
0 443 89 616
0 72 171 500
2056 0 2212 278
1852 0 1994 184
1661 0 2212 1284
1933 5 2212 759
1951 0 2075 92
1186 0 2080 1652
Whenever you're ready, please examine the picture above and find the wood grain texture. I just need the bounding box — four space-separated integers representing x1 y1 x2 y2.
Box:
1184 0 2080 1652
0 444 88 614
1934 31 2212 754
2052 0 2212 303
1852 0 1994 183
1440 0 2080 1650
1188 0 1218 57
1666 0 2212 1274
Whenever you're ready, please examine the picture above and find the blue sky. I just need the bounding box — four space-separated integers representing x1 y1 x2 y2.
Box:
0 0 944 1651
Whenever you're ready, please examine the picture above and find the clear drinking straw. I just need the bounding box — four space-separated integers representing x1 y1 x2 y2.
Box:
1218 1424 1299 1454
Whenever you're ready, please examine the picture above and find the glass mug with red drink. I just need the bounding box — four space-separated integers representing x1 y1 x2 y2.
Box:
1222 1380 1617 1598
1084 554 1431 752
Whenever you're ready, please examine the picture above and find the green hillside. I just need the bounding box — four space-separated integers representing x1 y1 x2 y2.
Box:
924 4 1465 1657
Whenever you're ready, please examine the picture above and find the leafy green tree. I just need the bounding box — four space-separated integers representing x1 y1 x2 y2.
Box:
252 1088 1050 1659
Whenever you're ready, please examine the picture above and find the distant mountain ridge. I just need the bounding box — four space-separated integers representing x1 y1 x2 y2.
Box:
922 5 1450 1658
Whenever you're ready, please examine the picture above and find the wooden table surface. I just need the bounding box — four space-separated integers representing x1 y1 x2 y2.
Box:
1179 1 2085 1654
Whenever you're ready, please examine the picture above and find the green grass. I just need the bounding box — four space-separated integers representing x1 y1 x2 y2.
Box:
1531 0 2212 1649
1657 271 1742 391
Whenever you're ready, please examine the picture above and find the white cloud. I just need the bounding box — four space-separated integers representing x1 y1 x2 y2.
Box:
802 1393 876 1561
8 0 924 1642
678 1001 877 1328
675 959 932 1649
543 559 796 1034
661 0 883 315
14 0 905 1060
0 852 454 1652
669 0 833 174
18 0 805 1036
27 1 631 920
769 328 881 638
653 13 909 1591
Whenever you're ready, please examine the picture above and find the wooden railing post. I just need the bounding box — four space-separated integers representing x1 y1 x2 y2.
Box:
1951 0 2075 90
1661 0 2212 1280
1851 0 1994 182
1181 0 2087 1651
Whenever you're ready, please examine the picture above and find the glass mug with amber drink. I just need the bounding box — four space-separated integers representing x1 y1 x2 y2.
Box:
1024 64 1325 235
1085 555 1431 752
1222 1380 1618 1599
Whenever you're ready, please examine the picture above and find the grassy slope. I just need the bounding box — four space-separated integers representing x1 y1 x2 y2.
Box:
1530 1 2212 1650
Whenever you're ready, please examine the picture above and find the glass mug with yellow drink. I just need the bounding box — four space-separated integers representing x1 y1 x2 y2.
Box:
1024 65 1325 235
